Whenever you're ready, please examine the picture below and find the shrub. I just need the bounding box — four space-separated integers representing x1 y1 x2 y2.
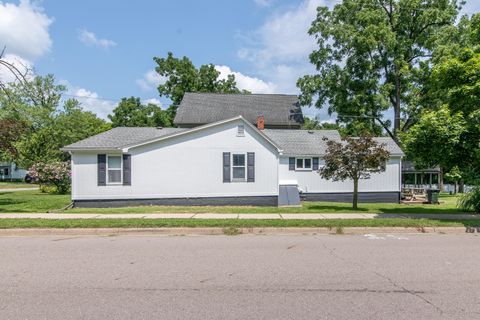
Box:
28 161 71 194
458 186 480 213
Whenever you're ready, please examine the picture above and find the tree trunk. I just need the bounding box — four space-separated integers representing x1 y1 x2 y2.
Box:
454 181 458 195
394 74 401 137
459 180 465 193
353 178 359 209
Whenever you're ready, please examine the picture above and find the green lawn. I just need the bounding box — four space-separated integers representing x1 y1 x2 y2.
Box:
0 190 466 214
0 182 37 189
0 218 478 229
0 190 69 213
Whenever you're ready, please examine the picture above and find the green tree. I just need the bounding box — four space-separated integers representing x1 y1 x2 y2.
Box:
297 0 462 141
0 118 26 160
403 14 480 185
302 117 342 130
444 166 462 194
153 52 247 122
0 75 110 168
16 99 110 168
108 97 171 127
401 106 466 172
319 134 390 209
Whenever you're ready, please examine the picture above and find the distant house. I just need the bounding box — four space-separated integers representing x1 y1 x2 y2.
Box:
401 161 441 189
0 162 27 181
62 93 403 208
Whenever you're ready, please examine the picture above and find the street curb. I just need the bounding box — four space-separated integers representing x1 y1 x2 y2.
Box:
0 226 478 236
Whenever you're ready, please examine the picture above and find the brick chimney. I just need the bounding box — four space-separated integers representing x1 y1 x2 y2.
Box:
256 115 265 130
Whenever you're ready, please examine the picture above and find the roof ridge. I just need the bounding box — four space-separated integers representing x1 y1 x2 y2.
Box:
185 92 298 97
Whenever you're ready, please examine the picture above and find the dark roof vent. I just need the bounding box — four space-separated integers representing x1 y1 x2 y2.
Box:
308 130 314 134
156 127 163 130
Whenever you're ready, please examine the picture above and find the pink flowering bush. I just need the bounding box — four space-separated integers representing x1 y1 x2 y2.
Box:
28 161 71 194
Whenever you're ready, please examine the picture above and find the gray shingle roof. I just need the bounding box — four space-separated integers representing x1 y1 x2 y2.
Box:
263 129 341 155
402 160 440 172
62 124 403 157
174 93 303 127
61 127 187 150
372 137 404 156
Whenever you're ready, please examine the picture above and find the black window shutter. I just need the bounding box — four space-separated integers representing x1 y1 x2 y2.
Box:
223 152 231 182
247 152 255 182
289 157 295 171
97 154 106 186
123 154 131 186
313 157 319 170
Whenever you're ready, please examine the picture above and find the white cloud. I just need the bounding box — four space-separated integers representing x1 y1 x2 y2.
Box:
143 98 162 107
0 53 34 84
238 0 333 120
239 0 324 67
136 69 167 91
78 29 117 49
0 0 53 60
66 86 117 119
215 65 276 94
254 0 273 7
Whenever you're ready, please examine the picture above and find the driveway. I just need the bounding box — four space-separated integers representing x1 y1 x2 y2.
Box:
1 234 480 319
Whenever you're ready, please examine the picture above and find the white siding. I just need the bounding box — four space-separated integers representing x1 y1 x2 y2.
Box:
278 156 401 193
71 119 279 200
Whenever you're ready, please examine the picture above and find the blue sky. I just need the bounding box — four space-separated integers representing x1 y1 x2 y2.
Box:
1 0 479 121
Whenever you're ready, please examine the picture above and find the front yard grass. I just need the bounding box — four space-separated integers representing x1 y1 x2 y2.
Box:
0 190 69 213
0 182 36 189
0 218 478 229
0 190 465 214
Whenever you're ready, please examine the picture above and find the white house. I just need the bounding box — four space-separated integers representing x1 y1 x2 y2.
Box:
62 94 403 208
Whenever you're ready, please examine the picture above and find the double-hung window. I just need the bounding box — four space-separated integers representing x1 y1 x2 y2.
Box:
296 158 312 170
232 153 246 181
107 155 122 184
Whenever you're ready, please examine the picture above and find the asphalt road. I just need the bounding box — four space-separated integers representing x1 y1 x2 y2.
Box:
1 234 480 320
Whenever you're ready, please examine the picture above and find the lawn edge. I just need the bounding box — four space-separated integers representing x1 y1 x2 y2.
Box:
0 226 478 236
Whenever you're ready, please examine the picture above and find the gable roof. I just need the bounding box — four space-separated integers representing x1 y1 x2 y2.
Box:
62 118 403 157
174 93 303 127
61 116 282 152
372 137 404 156
262 131 404 156
61 127 187 151
263 129 341 155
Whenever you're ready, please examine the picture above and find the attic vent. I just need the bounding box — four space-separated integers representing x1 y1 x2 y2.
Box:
308 130 314 134
237 124 245 137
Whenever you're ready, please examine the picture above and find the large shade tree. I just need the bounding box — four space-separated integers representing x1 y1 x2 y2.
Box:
108 97 171 128
0 75 110 168
403 14 480 184
297 0 462 141
153 52 248 123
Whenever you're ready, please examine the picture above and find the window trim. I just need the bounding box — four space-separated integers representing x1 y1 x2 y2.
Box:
295 157 313 171
231 153 247 182
106 154 123 185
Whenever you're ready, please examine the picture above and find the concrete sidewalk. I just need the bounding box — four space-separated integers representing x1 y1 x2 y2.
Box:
0 213 478 220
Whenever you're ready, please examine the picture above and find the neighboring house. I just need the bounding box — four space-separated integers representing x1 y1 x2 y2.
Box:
0 162 27 181
174 93 304 129
402 161 441 190
62 97 404 208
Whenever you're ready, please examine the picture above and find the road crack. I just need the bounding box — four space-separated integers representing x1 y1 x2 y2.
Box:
321 242 446 316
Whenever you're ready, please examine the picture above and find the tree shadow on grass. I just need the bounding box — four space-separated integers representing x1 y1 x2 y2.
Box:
305 205 369 212
0 191 60 213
